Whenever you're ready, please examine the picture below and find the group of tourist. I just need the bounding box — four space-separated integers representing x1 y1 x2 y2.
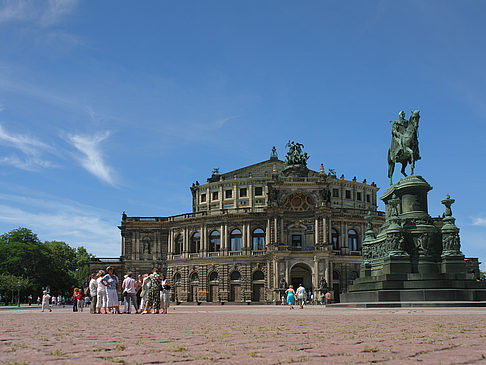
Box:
283 284 332 309
86 266 171 314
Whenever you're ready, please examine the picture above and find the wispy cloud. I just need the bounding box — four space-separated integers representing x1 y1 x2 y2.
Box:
0 191 120 256
68 131 116 185
0 123 54 170
0 0 78 26
472 216 486 227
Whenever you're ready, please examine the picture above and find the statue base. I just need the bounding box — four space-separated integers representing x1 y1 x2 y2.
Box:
344 175 485 304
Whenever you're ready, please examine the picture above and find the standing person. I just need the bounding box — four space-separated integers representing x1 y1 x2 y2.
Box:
51 295 56 306
325 291 332 306
37 296 41 305
89 273 98 314
285 285 296 310
41 290 51 312
72 288 79 312
160 273 171 314
76 289 85 312
144 268 161 314
103 266 120 314
28 294 32 305
139 273 151 313
96 270 108 314
122 272 138 314
135 274 143 308
296 284 306 309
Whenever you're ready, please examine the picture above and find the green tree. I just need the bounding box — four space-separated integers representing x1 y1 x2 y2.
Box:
0 273 34 304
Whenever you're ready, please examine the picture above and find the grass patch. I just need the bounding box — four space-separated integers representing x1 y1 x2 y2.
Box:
167 345 187 351
49 349 66 357
247 352 263 358
115 344 126 351
362 346 379 353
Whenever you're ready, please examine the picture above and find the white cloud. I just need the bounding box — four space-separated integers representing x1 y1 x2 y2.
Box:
0 123 54 170
68 131 116 185
0 192 120 256
0 0 78 26
472 217 486 227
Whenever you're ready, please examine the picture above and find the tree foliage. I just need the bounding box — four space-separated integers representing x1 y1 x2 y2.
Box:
0 227 95 298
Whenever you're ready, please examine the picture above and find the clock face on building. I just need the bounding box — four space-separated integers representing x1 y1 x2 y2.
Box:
284 193 314 211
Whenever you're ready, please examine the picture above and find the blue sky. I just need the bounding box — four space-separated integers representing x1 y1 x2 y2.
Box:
0 1 485 268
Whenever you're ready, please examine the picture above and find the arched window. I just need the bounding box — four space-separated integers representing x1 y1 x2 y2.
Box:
333 271 340 280
348 229 359 251
252 271 264 281
190 272 199 283
190 232 200 253
175 234 183 254
331 229 339 250
230 271 241 281
173 273 181 283
252 228 265 251
209 230 220 252
230 229 242 251
209 272 219 281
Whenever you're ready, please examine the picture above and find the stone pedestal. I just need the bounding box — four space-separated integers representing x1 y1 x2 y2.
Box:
343 175 486 304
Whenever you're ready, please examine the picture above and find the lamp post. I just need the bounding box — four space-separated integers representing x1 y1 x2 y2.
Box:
17 281 21 307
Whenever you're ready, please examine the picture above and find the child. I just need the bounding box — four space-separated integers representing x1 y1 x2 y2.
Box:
41 290 52 312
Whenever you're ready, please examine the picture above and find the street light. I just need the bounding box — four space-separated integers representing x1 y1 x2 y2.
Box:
17 281 21 307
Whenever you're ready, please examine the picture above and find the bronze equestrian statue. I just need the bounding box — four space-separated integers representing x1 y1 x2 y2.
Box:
387 110 421 185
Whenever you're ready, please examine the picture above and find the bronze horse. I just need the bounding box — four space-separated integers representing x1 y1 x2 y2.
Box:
387 110 420 185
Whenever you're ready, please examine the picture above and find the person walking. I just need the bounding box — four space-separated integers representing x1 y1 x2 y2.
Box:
285 285 296 310
41 290 51 312
160 273 171 314
76 289 85 312
296 284 306 309
122 272 138 314
88 273 98 314
96 270 108 314
144 268 161 314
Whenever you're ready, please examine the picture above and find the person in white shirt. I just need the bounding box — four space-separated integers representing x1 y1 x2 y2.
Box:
122 272 138 314
88 273 98 314
41 290 51 312
296 284 306 309
96 270 108 314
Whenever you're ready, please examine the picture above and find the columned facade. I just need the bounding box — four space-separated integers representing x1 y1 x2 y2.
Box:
91 148 384 303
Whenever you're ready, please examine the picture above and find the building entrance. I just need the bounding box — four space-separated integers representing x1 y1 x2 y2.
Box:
290 263 313 292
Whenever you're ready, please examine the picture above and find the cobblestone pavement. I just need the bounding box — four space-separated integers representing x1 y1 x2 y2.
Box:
0 305 485 364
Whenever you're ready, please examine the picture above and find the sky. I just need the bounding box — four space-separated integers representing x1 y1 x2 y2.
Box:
0 1 485 269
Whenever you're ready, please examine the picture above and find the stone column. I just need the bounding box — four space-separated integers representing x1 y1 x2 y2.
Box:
224 224 228 253
323 217 327 244
219 185 223 210
206 187 210 212
325 258 330 285
274 217 278 244
266 219 271 247
247 224 251 251
315 218 319 246
313 255 319 291
242 223 247 251
285 260 289 285
135 231 140 260
220 224 225 251
328 216 332 246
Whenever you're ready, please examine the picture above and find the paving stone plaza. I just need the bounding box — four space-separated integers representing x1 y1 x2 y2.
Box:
1 306 485 364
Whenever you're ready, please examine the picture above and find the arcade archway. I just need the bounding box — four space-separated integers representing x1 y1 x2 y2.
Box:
290 263 313 292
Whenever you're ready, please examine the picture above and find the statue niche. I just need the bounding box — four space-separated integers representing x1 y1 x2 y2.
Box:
142 237 152 255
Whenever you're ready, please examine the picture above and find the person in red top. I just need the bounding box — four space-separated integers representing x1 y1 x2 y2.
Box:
73 288 79 312
76 289 85 312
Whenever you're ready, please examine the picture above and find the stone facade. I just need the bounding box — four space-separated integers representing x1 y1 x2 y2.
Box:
91 150 384 303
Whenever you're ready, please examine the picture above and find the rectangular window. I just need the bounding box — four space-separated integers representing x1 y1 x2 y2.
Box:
212 192 218 201
345 190 352 199
357 192 362 201
200 194 206 203
240 188 247 197
225 190 233 199
255 187 263 196
332 188 339 197
292 235 302 247
366 194 371 203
